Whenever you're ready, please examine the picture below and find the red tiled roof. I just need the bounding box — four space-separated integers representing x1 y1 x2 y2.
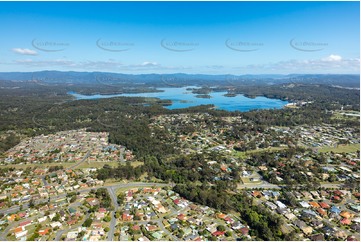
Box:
14 227 23 233
132 225 140 231
317 208 327 216
67 219 77 225
334 190 344 196
98 208 106 213
224 217 233 223
252 191 261 197
177 214 186 221
239 227 249 235
340 218 351 225
340 211 353 219
39 228 50 236
319 202 330 209
309 202 320 208
146 225 158 231
122 213 132 221
18 212 26 218
19 220 31 227
212 231 225 236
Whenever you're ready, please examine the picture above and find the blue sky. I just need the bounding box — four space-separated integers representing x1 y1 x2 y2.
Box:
0 1 359 74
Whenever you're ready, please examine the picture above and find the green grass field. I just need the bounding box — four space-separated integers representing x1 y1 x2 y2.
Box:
76 161 119 169
240 177 262 184
331 111 360 121
318 143 360 153
129 161 144 167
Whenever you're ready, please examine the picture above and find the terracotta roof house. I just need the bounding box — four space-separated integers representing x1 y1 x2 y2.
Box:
252 191 262 198
38 228 50 236
91 222 102 230
122 213 133 221
333 190 344 197
98 208 107 213
317 208 327 217
146 225 158 232
340 211 353 219
13 227 23 234
340 218 352 225
19 220 31 228
309 201 320 208
177 214 186 221
224 216 234 224
67 219 77 226
319 202 330 209
0 202 6 208
17 212 27 218
212 231 225 237
132 225 141 231
239 227 249 236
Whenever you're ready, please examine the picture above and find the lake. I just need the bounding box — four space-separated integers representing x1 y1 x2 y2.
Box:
68 86 288 112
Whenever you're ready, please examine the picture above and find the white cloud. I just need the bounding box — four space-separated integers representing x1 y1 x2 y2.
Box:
322 54 342 62
141 61 158 67
12 48 38 56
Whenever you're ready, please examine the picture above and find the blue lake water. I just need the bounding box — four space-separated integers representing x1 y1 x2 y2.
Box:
68 86 288 112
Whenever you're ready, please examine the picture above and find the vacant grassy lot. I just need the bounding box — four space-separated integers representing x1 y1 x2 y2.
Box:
76 161 119 169
233 146 287 158
318 143 360 153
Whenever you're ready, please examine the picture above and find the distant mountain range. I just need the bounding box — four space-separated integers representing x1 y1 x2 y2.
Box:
0 71 359 88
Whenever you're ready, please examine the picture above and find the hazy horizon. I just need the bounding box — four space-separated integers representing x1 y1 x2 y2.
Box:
0 70 360 76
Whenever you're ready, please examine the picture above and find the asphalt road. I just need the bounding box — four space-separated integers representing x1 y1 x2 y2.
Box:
68 151 90 170
107 187 119 241
238 182 282 189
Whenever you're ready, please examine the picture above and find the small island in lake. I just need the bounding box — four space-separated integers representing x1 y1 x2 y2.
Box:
180 100 193 103
224 93 237 97
195 94 212 99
